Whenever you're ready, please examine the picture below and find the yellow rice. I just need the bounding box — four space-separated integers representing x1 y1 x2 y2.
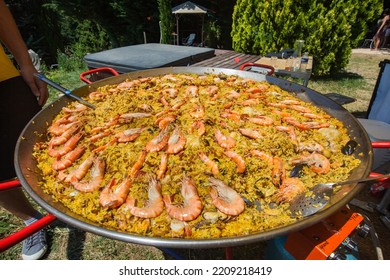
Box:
33 73 361 239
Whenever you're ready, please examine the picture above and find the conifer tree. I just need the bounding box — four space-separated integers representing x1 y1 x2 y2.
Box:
231 0 382 76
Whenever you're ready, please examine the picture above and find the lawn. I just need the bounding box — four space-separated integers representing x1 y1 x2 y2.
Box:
0 49 389 260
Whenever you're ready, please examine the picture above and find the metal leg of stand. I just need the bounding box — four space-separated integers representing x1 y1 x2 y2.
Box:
376 189 390 230
225 247 233 259
376 188 390 216
380 216 390 230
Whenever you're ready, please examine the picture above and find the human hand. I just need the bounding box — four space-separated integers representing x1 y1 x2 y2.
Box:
19 65 49 106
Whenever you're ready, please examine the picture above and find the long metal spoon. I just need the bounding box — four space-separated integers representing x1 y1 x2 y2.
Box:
289 173 390 217
34 73 96 109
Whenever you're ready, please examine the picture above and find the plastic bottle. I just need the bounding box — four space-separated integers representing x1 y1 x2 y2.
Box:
293 57 300 71
300 52 309 71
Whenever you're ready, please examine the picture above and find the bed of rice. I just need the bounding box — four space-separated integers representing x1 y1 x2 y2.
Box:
33 73 361 239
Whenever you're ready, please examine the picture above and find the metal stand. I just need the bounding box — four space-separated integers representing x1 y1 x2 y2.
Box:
377 188 390 230
0 179 56 253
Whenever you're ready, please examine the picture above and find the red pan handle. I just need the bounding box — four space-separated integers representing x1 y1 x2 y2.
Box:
239 63 275 76
80 67 119 84
369 141 390 179
0 179 20 191
0 179 57 252
371 141 390 148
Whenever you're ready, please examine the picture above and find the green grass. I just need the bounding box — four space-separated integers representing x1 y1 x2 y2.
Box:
45 68 88 105
1 50 388 260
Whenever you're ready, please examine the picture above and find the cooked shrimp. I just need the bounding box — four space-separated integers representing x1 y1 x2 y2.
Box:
272 156 285 187
291 152 330 174
48 115 79 136
116 81 136 89
185 85 198 97
189 120 205 136
275 125 297 142
160 96 170 106
302 112 328 119
163 174 203 221
246 115 274 126
157 153 169 179
114 128 144 143
48 122 74 137
64 153 95 183
62 104 88 114
207 85 219 97
162 74 178 82
220 110 241 122
239 99 261 106
250 149 273 164
137 103 153 112
238 128 263 139
52 145 85 171
298 141 324 153
199 152 219 176
48 131 84 158
226 90 240 99
90 130 111 142
223 150 246 173
246 84 268 93
223 101 233 109
273 110 291 118
49 122 82 146
99 176 132 208
91 116 120 133
171 99 186 110
189 104 205 119
88 91 106 100
144 127 169 152
288 105 312 113
250 150 284 186
166 127 186 154
268 102 288 109
155 115 176 129
70 157 105 192
170 219 191 237
130 150 147 178
122 176 164 218
120 112 152 122
92 138 117 153
208 177 245 216
162 88 178 98
215 129 236 149
279 100 301 105
276 177 306 202
283 117 330 130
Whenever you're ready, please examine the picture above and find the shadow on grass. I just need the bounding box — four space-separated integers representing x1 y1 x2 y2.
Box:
46 220 86 260
161 242 268 260
310 71 364 82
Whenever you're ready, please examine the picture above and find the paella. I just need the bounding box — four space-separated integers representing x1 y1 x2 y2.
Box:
33 73 360 238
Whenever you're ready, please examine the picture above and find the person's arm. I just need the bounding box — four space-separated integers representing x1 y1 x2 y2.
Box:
0 0 48 106
376 15 390 34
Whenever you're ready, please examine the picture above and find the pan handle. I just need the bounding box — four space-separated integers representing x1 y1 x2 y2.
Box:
239 63 275 76
80 67 119 84
371 141 390 148
0 179 57 253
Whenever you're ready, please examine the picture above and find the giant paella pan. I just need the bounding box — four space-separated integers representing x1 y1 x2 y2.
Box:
15 67 372 248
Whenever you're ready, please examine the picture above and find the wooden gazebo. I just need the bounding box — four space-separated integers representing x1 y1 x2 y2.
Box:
172 1 208 45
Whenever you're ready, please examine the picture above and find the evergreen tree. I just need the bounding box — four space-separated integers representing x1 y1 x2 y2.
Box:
158 0 173 44
231 0 382 76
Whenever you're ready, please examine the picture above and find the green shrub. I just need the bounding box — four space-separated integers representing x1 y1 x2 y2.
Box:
231 0 381 76
56 19 110 72
158 0 173 44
